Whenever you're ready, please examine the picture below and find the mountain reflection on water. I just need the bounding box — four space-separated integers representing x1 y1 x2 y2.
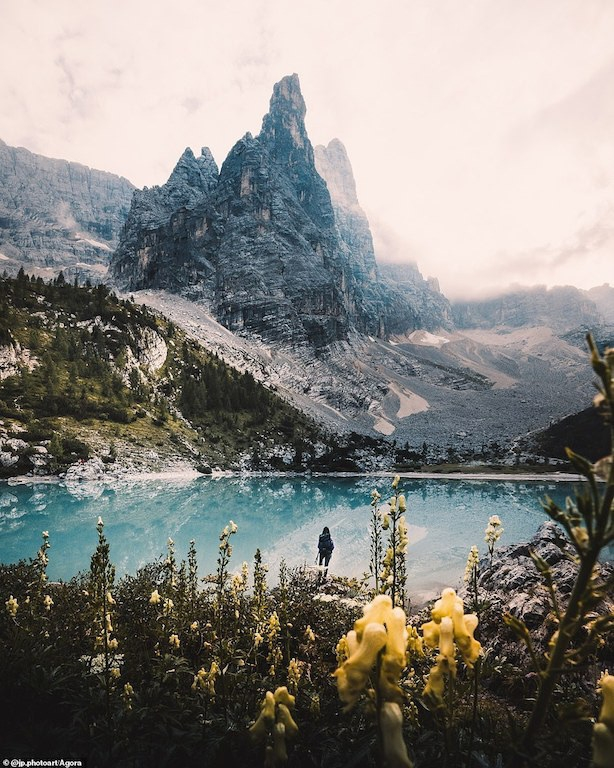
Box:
0 475 595 602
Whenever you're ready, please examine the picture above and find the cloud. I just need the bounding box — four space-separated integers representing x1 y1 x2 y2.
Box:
1 0 614 297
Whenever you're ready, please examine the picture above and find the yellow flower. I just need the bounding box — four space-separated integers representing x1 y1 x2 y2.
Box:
190 620 199 631
272 722 288 764
287 659 302 694
169 633 180 649
43 594 53 611
304 625 315 642
451 605 480 666
335 634 349 664
464 545 479 583
108 637 119 651
192 662 219 696
392 475 400 489
335 595 410 710
438 617 455 663
379 607 408 703
599 673 614 731
277 703 298 741
406 626 424 658
593 722 614 767
571 526 589 549
149 589 161 604
274 686 296 709
424 658 446 703
484 515 504 549
106 591 116 605
421 588 480 668
163 597 174 615
380 701 413 768
5 595 18 616
249 690 276 743
398 494 407 513
110 667 121 679
122 682 134 711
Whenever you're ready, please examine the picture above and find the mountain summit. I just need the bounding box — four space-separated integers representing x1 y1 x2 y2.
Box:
110 75 449 346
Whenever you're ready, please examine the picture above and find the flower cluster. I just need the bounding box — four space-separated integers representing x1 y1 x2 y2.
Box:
121 682 134 712
422 588 481 708
266 610 283 676
249 686 298 767
287 658 303 695
191 661 220 698
149 589 161 605
168 633 180 649
5 595 18 617
593 673 614 768
463 545 479 583
377 478 409 607
484 515 504 561
334 594 413 768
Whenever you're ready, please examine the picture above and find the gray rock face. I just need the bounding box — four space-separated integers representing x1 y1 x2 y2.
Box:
111 75 451 347
378 263 454 333
111 146 219 294
452 285 603 333
0 139 134 281
461 520 614 664
314 138 377 283
314 140 453 335
587 283 614 323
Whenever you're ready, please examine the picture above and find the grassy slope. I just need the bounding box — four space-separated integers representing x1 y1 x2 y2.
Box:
0 273 326 475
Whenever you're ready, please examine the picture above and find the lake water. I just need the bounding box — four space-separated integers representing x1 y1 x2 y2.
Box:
0 474 594 602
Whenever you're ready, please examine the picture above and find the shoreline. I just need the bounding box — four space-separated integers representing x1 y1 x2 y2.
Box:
2 465 585 486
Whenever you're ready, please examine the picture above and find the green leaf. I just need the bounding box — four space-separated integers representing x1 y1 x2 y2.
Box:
564 448 594 480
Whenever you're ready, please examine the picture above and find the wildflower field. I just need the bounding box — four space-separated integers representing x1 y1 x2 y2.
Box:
1 339 614 768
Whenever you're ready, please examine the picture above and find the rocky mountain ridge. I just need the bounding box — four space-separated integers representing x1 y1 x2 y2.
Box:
452 283 609 334
133 288 603 458
111 74 451 346
1 75 612 458
0 138 134 282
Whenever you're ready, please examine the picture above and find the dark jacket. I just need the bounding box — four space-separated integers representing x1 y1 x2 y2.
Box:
318 532 334 555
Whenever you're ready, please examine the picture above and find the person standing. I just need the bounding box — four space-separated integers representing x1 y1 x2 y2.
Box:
317 526 334 579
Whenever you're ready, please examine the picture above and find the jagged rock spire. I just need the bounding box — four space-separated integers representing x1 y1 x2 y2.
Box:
167 146 218 196
257 74 334 231
315 139 359 209
259 73 310 162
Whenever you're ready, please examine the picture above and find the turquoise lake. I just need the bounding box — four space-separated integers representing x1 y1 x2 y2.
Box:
0 474 600 602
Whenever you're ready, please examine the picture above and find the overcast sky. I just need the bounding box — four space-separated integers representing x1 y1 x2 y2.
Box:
1 0 614 298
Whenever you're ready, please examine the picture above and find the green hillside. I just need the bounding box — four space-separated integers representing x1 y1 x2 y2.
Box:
0 271 327 476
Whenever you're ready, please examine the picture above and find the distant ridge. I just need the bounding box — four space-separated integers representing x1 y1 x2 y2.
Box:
0 138 134 281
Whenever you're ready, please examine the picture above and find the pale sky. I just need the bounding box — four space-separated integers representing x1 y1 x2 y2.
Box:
1 0 614 299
